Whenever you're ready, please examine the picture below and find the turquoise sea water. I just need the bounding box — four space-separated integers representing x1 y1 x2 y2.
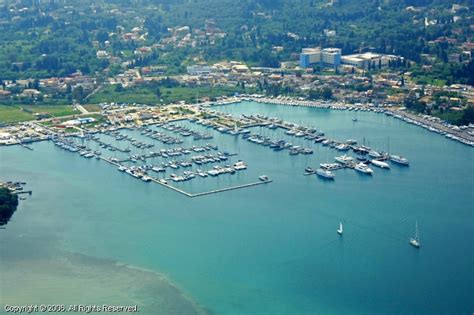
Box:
1 101 473 314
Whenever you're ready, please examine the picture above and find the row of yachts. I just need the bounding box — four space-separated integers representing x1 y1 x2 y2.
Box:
306 153 409 180
385 111 474 147
122 144 221 161
127 151 232 168
117 160 248 183
246 97 474 147
52 139 101 159
155 123 214 140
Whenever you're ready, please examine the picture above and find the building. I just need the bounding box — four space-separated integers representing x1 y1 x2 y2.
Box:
341 52 399 69
0 90 12 100
96 50 109 59
321 48 342 67
299 47 341 68
21 89 41 98
341 55 366 68
63 117 96 126
187 65 212 75
299 48 321 68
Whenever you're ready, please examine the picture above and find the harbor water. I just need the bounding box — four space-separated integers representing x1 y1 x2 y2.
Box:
0 101 473 314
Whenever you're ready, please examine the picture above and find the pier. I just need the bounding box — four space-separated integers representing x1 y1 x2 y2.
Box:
149 177 193 197
13 190 32 195
190 180 272 197
100 156 120 166
149 176 272 197
102 156 272 198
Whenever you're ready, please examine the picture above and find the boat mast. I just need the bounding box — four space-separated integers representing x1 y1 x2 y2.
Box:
387 136 390 155
415 221 419 242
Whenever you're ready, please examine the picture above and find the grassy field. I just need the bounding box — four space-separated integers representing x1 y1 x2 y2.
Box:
0 105 79 124
0 105 34 124
82 104 102 112
88 86 161 104
88 85 247 105
22 105 78 117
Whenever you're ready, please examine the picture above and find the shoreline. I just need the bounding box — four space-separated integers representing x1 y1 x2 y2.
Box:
207 96 474 147
1 96 473 149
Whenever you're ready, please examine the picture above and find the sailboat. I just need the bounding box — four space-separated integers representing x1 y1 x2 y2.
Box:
409 221 421 248
337 222 343 235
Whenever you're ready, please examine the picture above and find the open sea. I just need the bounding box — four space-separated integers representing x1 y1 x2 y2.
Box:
1 101 473 314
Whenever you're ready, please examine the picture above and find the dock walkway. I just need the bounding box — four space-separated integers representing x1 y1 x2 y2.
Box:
102 156 272 197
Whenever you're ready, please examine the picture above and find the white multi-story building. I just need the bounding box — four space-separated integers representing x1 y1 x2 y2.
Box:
300 47 341 68
299 48 322 67
321 48 342 66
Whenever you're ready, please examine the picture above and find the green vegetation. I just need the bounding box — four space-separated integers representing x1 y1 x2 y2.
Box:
309 88 333 100
0 0 472 85
432 107 474 125
89 84 246 105
0 187 18 226
82 104 102 112
88 85 162 105
0 104 79 124
22 105 78 117
0 105 34 123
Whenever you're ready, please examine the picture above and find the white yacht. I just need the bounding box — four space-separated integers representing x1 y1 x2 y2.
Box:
346 139 357 145
259 175 269 181
335 144 350 151
118 165 127 172
320 163 340 170
410 222 421 248
368 150 382 159
354 163 374 175
142 175 152 182
233 161 247 170
337 222 343 235
295 131 305 137
316 168 335 179
390 155 409 166
371 160 390 169
335 155 354 165
152 166 166 173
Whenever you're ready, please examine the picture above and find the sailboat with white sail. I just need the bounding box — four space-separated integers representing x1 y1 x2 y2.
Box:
337 222 343 235
409 221 421 248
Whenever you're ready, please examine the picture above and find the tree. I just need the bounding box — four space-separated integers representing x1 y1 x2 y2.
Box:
321 87 332 100
308 89 321 100
115 84 124 92
0 188 18 226
96 30 109 43
72 86 86 102
462 107 474 125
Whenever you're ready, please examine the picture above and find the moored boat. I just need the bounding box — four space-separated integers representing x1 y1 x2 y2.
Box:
390 155 409 166
371 160 390 169
316 168 335 179
354 163 374 175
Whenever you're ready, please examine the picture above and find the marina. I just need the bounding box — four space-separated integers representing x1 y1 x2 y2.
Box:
1 100 472 315
0 100 425 200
